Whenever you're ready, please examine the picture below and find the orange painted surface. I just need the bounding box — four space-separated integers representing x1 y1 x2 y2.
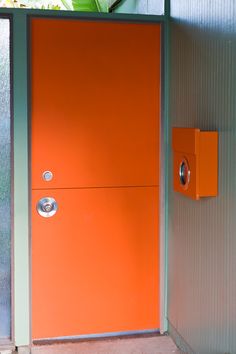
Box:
31 18 160 339
172 128 200 155
172 128 218 199
32 187 159 339
31 19 160 189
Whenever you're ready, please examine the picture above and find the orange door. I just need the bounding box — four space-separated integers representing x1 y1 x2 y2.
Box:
31 18 161 340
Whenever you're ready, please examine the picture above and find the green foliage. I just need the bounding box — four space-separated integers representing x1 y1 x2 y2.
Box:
71 0 98 11
41 3 61 9
60 0 72 9
0 0 109 11
95 0 108 12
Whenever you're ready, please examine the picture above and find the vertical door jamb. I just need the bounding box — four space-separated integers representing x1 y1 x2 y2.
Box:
159 0 170 334
13 11 30 348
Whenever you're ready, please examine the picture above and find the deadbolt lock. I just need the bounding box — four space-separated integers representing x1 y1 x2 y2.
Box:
37 197 58 218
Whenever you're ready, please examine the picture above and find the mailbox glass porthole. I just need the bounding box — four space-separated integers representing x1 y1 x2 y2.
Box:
179 158 190 187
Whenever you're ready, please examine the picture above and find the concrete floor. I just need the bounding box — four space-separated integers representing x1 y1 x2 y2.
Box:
31 335 182 354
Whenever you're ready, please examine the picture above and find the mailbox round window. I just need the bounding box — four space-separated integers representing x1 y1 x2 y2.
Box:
179 158 190 187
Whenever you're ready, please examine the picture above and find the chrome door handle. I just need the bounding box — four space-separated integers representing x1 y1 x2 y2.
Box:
37 197 58 218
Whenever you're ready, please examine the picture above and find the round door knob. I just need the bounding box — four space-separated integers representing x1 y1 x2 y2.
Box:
37 197 58 218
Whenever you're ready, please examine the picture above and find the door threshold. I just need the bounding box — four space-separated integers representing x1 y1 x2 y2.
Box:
0 344 15 354
33 329 161 345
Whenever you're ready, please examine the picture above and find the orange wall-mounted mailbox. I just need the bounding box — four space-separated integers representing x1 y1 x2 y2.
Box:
172 128 218 200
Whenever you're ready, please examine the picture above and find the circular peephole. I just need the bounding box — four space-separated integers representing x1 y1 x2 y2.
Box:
179 158 190 187
42 171 53 182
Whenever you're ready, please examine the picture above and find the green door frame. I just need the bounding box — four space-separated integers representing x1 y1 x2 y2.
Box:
0 7 169 348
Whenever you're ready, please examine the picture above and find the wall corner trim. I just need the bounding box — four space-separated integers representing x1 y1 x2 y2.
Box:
13 12 30 347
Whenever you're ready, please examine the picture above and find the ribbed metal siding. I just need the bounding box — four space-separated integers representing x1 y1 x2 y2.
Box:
168 1 236 353
0 18 11 341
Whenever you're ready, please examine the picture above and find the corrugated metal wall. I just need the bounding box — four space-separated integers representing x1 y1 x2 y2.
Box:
0 18 11 341
168 1 236 353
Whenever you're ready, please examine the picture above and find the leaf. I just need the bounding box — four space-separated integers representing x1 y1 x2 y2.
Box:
72 0 99 11
61 0 73 10
95 0 108 12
